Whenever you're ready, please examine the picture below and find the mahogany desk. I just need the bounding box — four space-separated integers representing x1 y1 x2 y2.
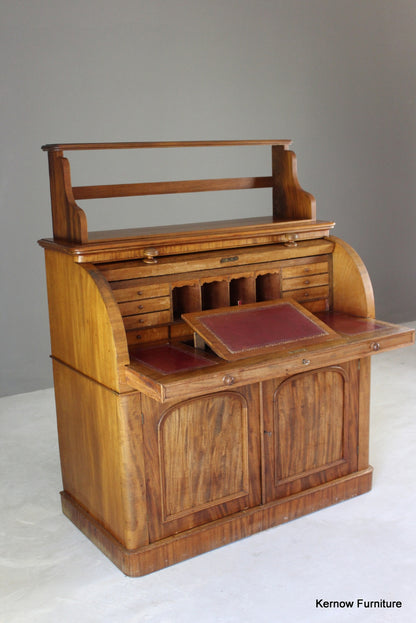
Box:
38 140 414 575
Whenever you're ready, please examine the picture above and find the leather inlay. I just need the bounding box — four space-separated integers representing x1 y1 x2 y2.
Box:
315 312 385 335
200 303 327 354
130 343 215 374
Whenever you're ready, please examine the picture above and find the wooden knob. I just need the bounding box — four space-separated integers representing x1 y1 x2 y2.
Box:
143 248 159 264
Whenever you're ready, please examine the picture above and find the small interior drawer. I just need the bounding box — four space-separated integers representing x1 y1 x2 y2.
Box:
281 261 328 279
123 310 171 330
282 285 330 302
111 282 170 303
281 273 329 291
126 326 169 346
119 296 171 317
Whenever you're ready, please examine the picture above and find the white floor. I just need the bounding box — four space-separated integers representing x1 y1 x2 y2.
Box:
1 329 416 623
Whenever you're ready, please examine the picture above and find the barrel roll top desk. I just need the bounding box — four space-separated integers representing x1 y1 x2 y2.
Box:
38 140 414 576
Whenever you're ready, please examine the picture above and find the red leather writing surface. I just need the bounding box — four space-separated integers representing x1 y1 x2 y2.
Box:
200 303 327 354
130 344 215 374
315 312 385 335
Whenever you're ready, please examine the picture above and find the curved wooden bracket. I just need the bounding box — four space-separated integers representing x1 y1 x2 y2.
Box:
47 150 88 243
272 146 316 221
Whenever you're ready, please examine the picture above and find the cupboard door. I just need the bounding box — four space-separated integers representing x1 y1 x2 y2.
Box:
262 362 359 502
142 386 261 541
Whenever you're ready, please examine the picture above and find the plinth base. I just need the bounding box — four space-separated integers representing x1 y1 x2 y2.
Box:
61 467 373 577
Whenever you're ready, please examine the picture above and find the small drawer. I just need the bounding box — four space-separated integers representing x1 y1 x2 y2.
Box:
281 261 328 280
119 296 171 317
281 273 329 292
282 285 330 302
123 310 171 330
112 283 170 303
126 326 169 346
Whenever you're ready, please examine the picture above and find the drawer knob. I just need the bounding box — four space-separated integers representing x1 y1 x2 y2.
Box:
222 375 235 386
302 358 311 365
371 342 381 351
138 304 144 310
282 233 299 247
303 279 310 285
143 247 159 264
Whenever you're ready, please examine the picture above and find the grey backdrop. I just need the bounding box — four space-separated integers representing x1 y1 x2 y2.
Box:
1 0 415 397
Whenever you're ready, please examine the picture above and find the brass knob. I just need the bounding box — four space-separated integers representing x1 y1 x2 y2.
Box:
282 233 299 247
143 248 159 264
222 375 235 386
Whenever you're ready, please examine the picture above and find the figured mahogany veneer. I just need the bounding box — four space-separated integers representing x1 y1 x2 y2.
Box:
39 140 414 575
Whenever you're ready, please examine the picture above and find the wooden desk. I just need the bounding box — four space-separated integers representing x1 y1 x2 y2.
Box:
39 141 414 575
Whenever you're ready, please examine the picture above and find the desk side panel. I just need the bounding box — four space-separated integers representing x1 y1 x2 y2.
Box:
54 360 149 549
44 249 129 391
330 236 375 318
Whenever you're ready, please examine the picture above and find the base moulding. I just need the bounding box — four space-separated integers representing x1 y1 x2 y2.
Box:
61 466 373 576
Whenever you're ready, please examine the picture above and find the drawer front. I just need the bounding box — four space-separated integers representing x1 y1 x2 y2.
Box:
123 310 171 330
282 285 330 302
112 282 170 303
281 273 329 292
281 260 329 280
126 326 169 346
119 296 171 317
